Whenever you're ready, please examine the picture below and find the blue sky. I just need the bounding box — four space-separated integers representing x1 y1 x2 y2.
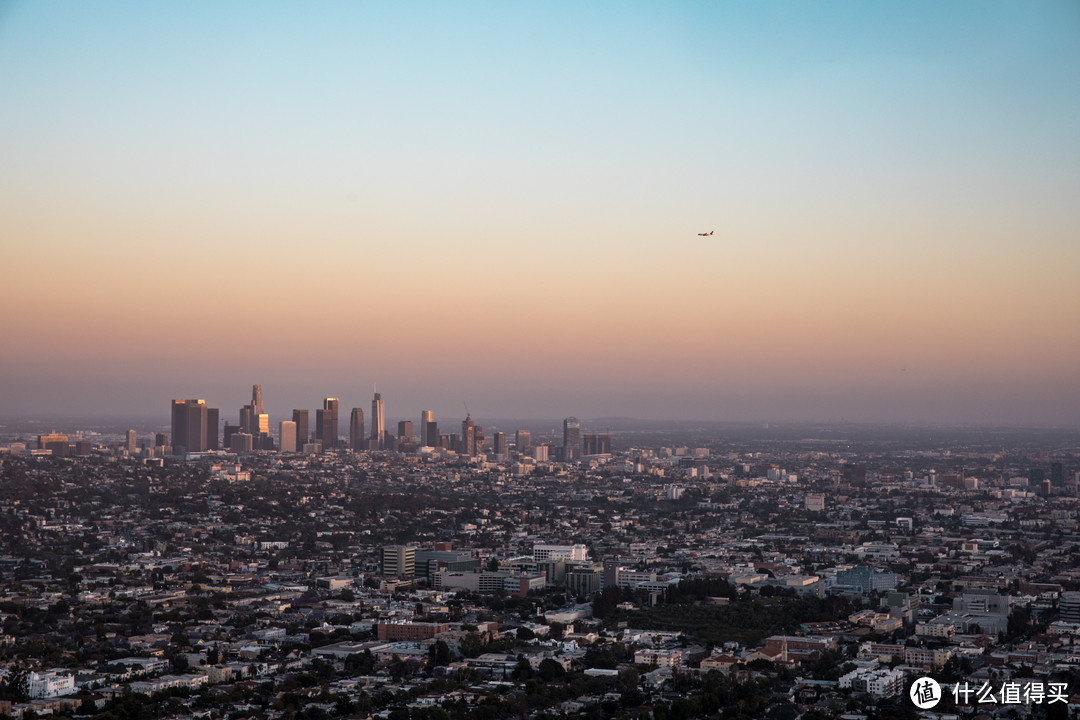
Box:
1 1 1078 424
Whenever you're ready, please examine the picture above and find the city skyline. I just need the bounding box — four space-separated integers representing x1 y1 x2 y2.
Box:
163 383 618 460
2 2 1078 426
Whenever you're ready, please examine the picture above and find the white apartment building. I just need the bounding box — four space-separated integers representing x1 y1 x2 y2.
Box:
30 670 76 699
533 543 588 563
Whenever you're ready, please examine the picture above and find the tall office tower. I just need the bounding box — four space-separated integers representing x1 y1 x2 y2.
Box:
515 429 532 455
493 431 508 459
350 407 365 450
563 417 581 461
126 429 138 452
206 407 219 450
381 545 416 578
279 420 297 453
583 433 611 455
222 423 241 450
420 411 435 445
239 405 253 434
425 421 440 448
473 425 486 454
421 418 438 446
292 409 309 448
462 415 476 456
171 399 210 455
251 384 264 416
256 414 269 435
230 432 254 453
316 398 339 449
371 388 386 450
1051 462 1065 487
397 420 413 443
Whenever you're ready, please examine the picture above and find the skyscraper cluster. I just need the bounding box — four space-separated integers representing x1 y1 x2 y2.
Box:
171 383 607 459
231 384 272 452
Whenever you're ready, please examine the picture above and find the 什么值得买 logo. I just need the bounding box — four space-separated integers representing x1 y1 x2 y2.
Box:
910 677 940 709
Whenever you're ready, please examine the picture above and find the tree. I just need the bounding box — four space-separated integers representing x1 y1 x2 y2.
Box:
0 665 29 702
459 632 484 658
512 656 533 681
428 640 452 667
537 658 566 682
344 650 375 675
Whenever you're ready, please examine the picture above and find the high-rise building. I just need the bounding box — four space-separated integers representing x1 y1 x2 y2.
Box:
230 432 254 453
1051 462 1065 487
493 431 508 459
350 407 365 450
382 545 416 578
1030 468 1046 486
171 399 215 455
420 411 435 445
241 384 266 445
251 384 264 416
397 420 413 443
126 429 138 452
239 405 254 434
583 433 611 455
515 430 532 455
292 409 309 448
206 407 219 450
563 417 581 461
279 420 297 453
462 415 476 456
371 388 386 450
316 398 339 449
223 423 241 450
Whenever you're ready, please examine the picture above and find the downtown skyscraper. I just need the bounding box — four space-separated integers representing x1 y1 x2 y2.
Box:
171 399 219 455
291 409 309 451
371 387 385 450
251 384 264 416
350 407 365 451
316 398 339 450
421 410 436 447
563 417 581 461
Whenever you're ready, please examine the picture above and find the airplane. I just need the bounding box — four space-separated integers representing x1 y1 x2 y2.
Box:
697 230 714 236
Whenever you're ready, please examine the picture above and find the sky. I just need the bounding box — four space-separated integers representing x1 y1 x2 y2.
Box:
1 1 1079 427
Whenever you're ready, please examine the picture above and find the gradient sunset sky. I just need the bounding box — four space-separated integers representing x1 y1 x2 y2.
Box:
2 1 1078 426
